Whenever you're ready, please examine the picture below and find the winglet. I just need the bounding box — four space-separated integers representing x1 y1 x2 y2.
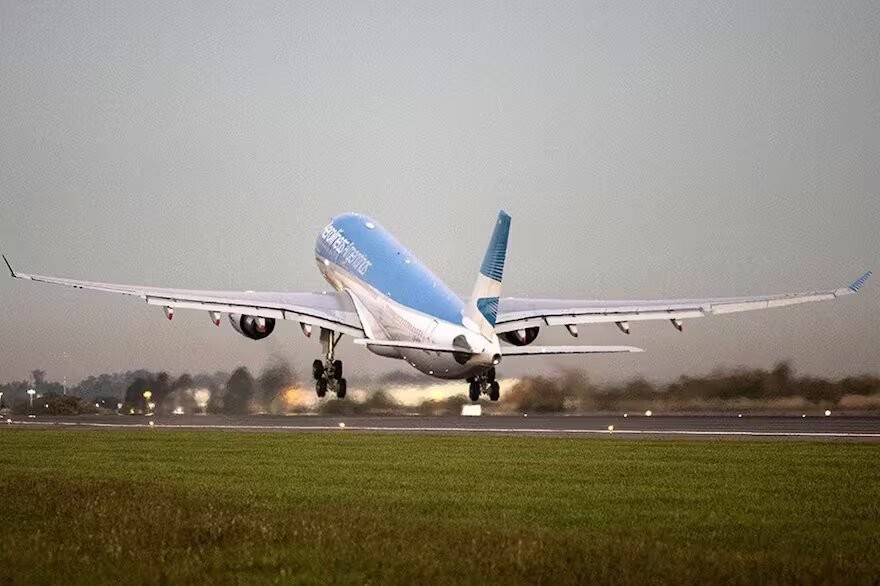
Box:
2 254 16 278
847 271 873 293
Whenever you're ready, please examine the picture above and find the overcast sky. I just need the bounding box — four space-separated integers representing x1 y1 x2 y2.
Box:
1 1 878 385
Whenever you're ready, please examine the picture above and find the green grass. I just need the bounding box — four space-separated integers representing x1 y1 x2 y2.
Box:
0 430 878 584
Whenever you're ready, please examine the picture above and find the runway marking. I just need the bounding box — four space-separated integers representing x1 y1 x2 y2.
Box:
6 420 880 438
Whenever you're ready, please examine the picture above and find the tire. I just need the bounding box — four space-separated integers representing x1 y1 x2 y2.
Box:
315 379 327 398
468 381 481 402
312 360 325 381
488 381 500 402
336 378 347 399
333 359 344 380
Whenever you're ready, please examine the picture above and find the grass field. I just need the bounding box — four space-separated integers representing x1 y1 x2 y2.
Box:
0 430 878 584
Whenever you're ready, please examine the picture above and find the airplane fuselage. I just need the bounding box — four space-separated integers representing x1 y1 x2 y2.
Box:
315 213 500 379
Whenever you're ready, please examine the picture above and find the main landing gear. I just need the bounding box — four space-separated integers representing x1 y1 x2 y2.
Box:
313 329 347 399
467 367 500 402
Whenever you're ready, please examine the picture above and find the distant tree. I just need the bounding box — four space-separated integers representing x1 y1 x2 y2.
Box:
223 367 255 414
31 369 46 387
206 383 224 414
45 395 84 415
41 382 65 396
258 362 295 413
123 377 153 412
417 395 469 416
94 395 119 410
507 376 566 413
151 372 172 406
173 374 194 391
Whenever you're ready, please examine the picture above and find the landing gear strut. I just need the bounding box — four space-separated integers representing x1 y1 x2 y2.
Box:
467 367 500 402
314 329 347 399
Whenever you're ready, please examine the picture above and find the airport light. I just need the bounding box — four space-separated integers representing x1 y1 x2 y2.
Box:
27 388 36 410
0 391 4 408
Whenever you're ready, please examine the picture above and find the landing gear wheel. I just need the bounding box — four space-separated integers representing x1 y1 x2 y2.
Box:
486 367 496 383
316 379 328 398
488 381 500 402
468 381 481 402
336 378 347 399
312 360 325 380
332 359 344 380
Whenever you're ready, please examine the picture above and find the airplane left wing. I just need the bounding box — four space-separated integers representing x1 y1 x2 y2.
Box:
494 271 872 335
3 255 364 336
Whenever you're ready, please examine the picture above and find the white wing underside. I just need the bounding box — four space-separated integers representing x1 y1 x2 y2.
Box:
494 272 872 334
4 259 364 337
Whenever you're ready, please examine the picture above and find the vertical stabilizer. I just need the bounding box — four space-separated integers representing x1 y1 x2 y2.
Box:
463 211 511 338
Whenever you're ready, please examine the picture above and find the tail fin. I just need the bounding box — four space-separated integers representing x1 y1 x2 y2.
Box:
463 210 511 338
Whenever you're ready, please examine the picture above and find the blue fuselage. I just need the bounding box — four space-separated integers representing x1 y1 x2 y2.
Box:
315 213 464 324
314 213 498 378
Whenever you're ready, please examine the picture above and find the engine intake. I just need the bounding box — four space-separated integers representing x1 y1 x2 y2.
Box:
228 314 276 340
500 326 539 346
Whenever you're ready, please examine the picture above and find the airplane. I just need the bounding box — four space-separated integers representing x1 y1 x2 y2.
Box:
2 211 872 402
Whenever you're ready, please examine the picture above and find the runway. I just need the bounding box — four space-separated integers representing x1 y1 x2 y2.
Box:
5 414 880 440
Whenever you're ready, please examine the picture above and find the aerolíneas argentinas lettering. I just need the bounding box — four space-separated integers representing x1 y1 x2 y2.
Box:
321 223 372 275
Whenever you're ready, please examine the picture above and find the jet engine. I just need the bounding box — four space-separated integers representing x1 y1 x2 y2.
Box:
500 326 539 346
228 314 276 340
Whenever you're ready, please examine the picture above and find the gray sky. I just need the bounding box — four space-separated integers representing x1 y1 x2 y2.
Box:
1 0 878 385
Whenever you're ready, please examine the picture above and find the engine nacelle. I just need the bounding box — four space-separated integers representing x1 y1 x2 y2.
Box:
500 326 539 346
228 314 276 340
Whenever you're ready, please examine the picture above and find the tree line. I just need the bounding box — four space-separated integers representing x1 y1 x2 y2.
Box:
1 361 879 415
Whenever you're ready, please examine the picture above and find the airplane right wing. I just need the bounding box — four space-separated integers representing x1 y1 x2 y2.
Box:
494 271 872 336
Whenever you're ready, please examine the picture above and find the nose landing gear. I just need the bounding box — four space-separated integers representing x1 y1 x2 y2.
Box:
314 329 347 399
467 368 500 402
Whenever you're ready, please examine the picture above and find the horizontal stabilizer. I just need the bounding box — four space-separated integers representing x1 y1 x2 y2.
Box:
502 345 643 356
846 270 873 293
353 339 474 354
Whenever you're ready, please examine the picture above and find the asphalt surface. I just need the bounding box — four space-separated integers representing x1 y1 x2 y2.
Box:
5 414 880 440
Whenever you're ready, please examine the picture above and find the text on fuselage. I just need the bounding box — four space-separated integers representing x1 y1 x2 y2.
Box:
321 223 373 276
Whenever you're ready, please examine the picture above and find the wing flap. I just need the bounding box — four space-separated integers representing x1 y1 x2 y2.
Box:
354 338 476 354
353 339 473 354
502 345 643 356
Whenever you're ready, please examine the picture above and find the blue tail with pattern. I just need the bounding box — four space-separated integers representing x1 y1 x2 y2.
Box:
464 211 511 336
